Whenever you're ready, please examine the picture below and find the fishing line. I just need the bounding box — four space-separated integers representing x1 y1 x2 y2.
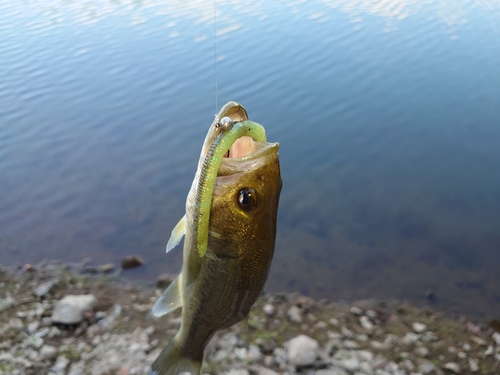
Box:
213 0 218 115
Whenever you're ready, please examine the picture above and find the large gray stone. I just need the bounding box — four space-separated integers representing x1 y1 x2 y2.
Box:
287 334 319 366
52 294 97 324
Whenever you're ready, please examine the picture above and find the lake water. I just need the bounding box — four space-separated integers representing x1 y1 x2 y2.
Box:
1 0 500 321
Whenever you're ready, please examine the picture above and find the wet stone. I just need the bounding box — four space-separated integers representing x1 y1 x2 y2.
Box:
101 263 115 273
156 273 173 288
121 255 145 269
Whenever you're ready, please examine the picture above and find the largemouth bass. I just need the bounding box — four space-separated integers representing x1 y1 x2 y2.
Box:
149 102 282 375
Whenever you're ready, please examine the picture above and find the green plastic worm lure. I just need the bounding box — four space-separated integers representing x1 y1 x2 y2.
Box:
193 118 267 256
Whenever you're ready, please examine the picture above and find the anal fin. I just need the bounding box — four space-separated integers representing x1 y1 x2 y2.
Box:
152 273 183 317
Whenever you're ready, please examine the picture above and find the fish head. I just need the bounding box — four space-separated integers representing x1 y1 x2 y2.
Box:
207 136 282 259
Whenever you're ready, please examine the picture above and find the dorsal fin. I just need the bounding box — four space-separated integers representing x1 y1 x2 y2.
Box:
152 273 183 317
166 215 186 253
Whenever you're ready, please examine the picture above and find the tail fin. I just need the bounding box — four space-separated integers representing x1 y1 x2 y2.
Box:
148 337 201 375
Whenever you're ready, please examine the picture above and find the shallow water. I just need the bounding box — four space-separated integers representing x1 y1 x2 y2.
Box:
1 0 500 320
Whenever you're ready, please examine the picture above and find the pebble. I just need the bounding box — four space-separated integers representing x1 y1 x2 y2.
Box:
415 346 429 357
263 304 275 317
287 306 302 324
52 294 98 324
34 280 56 298
402 332 420 345
155 273 173 288
412 322 427 333
0 296 15 312
51 355 70 373
9 318 24 331
101 263 115 273
468 358 479 372
121 255 144 269
360 316 373 332
40 345 58 360
329 318 339 326
418 361 436 374
444 362 461 373
286 335 319 366
224 369 249 375
493 332 500 346
350 306 364 316
250 366 279 375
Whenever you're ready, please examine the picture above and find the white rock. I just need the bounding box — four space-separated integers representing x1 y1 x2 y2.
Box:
370 341 390 350
462 342 471 351
358 362 373 374
415 346 429 357
39 345 58 360
286 335 319 366
252 366 279 375
287 306 302 324
458 351 467 359
263 304 275 317
247 344 262 361
402 332 420 345
493 332 500 346
341 327 354 339
468 358 479 372
444 362 461 373
360 316 373 332
224 369 249 375
0 296 15 312
51 355 70 373
9 318 24 331
27 321 40 335
471 336 487 346
418 361 436 374
412 322 427 333
338 357 360 372
329 318 339 326
350 306 364 316
485 345 494 356
356 333 369 342
67 361 85 375
34 280 56 298
52 294 97 324
315 369 348 375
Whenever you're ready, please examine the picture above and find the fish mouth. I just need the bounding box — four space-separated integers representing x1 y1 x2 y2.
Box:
217 136 279 176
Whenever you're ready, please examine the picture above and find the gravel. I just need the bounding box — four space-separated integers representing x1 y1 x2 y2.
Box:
1 261 500 375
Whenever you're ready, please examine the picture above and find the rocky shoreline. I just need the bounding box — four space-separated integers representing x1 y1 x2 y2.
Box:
1 261 499 375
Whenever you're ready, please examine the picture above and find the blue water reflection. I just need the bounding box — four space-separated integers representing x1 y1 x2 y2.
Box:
1 0 500 320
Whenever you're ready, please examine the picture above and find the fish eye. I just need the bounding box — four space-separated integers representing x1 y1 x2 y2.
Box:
237 188 257 212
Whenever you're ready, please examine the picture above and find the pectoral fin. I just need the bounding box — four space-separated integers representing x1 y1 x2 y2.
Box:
152 274 183 317
166 215 186 253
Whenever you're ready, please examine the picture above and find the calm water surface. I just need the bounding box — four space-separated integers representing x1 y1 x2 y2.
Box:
1 0 500 320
